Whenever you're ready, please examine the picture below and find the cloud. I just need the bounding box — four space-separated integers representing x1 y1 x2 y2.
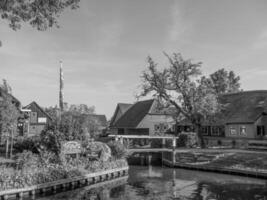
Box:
96 20 123 53
168 2 190 42
252 29 267 49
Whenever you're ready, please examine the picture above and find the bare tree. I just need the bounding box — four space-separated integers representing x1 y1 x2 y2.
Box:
139 53 220 147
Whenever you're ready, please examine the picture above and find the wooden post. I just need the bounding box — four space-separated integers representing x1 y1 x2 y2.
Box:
29 190 35 199
162 138 166 148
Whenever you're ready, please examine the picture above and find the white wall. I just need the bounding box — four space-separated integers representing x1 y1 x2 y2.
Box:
137 114 175 135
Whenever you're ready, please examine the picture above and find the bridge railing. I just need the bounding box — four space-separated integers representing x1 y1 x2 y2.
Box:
108 135 179 150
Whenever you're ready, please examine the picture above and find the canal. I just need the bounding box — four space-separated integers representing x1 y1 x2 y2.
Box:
34 153 267 200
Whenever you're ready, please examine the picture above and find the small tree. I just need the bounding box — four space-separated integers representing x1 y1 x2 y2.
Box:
0 80 19 157
139 53 220 147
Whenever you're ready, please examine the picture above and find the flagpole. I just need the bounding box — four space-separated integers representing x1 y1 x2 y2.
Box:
58 60 64 129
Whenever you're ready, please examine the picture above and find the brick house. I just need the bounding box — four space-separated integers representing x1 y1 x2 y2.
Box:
176 90 267 146
22 101 52 136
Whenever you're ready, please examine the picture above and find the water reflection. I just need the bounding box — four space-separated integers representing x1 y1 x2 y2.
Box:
36 166 267 200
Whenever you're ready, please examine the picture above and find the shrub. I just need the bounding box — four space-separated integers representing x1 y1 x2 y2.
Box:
82 141 111 161
14 151 40 170
39 129 62 155
14 137 40 154
107 141 128 159
177 134 188 147
177 132 198 148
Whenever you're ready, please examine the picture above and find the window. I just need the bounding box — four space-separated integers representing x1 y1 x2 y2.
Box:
202 126 209 136
230 127 237 135
240 126 247 136
154 124 161 132
162 124 168 131
118 128 125 134
257 126 265 137
211 126 220 136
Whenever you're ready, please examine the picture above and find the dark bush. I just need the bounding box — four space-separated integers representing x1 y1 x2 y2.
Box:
177 134 188 147
14 137 40 154
217 140 222 146
39 129 63 155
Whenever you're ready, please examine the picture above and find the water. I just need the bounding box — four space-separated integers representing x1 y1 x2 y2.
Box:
37 165 267 200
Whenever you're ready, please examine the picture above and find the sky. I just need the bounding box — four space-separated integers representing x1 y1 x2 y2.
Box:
1 0 267 119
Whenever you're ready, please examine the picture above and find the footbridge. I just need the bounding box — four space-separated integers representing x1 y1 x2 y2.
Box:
108 135 179 153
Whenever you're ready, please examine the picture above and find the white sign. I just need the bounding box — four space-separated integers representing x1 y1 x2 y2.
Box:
38 117 47 123
62 141 82 154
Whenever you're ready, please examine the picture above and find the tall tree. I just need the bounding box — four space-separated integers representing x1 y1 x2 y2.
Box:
45 104 98 140
0 0 80 46
139 53 220 147
69 104 95 115
209 68 241 94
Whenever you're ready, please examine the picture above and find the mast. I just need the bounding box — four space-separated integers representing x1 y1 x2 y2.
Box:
59 60 64 111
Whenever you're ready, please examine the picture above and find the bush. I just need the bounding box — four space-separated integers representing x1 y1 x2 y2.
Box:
177 134 188 147
107 141 128 159
0 156 128 191
82 141 111 161
14 151 40 170
39 129 62 155
177 132 198 148
14 137 40 154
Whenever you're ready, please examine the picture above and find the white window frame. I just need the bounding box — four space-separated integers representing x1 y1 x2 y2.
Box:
230 127 237 135
240 126 247 136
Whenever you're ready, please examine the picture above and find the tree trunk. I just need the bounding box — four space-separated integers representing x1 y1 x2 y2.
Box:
195 124 205 148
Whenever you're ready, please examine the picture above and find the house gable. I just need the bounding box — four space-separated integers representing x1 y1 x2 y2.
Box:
23 101 52 124
110 103 132 127
114 99 154 128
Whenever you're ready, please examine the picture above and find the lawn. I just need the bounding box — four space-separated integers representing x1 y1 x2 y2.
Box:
175 151 267 172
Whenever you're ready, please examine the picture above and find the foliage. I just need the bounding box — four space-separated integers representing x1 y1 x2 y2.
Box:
68 104 95 115
0 0 80 31
44 105 100 140
39 128 63 155
209 68 241 94
177 134 188 147
14 151 40 170
139 53 221 147
177 132 198 148
0 155 127 191
14 137 40 154
107 141 128 159
82 141 111 161
0 79 19 143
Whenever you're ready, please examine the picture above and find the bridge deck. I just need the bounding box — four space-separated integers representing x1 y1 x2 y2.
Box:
128 148 173 153
109 135 178 139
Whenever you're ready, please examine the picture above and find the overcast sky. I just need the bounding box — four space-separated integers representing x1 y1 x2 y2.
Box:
1 0 267 118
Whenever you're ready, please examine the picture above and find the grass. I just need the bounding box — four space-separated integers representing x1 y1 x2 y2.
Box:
175 151 267 172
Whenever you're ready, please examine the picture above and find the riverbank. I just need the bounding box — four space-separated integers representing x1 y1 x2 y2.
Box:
0 166 128 200
162 150 267 179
